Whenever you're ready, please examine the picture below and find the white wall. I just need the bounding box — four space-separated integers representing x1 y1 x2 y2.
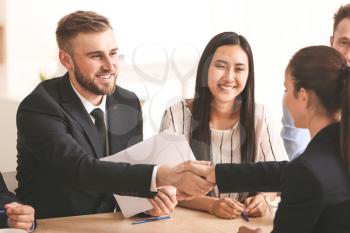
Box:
0 0 6 95
0 0 349 171
0 98 18 172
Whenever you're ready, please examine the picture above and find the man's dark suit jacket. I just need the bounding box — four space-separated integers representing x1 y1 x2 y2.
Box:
216 123 350 233
0 172 17 228
16 73 155 219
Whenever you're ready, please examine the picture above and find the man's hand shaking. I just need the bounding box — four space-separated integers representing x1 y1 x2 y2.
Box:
157 160 216 200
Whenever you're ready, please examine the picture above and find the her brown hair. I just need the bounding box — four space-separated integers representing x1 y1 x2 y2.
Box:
288 45 350 174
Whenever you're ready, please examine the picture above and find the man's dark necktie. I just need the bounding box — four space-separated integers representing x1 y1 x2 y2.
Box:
90 108 108 156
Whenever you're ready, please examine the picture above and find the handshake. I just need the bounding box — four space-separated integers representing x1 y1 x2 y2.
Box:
156 161 216 200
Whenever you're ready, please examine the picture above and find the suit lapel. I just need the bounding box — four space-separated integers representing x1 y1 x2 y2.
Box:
59 74 103 158
106 92 119 154
106 88 143 155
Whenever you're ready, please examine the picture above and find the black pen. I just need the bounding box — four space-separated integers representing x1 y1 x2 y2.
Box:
132 215 171 224
241 212 249 222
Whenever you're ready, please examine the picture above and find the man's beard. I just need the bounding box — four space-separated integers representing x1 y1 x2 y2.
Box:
74 64 117 96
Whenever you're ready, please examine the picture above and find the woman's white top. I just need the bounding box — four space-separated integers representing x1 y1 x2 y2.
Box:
160 100 289 199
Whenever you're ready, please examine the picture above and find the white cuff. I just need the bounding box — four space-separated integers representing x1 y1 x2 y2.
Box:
150 166 159 192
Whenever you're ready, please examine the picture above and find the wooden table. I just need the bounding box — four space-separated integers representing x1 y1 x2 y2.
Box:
35 207 273 233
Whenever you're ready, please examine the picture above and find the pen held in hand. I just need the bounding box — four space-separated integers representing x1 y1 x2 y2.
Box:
241 212 249 222
132 215 171 225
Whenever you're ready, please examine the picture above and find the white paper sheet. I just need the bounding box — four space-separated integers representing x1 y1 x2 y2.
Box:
101 131 196 217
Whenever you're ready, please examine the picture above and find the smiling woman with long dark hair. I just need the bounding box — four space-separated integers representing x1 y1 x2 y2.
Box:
160 32 288 219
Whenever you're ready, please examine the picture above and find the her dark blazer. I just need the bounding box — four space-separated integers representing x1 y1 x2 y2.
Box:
216 123 350 233
16 73 155 219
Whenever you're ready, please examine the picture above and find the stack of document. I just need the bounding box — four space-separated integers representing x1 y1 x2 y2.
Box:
101 132 196 217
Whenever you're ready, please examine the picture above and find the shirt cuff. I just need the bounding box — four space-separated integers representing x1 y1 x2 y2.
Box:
150 165 159 192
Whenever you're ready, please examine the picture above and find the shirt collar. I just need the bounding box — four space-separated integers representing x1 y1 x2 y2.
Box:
69 79 106 114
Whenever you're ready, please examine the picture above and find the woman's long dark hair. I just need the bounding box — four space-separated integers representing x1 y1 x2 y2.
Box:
190 32 256 163
288 45 350 174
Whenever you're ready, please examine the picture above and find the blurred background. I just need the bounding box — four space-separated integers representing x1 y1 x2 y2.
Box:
0 0 347 171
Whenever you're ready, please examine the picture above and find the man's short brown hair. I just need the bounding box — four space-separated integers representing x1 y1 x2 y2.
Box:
56 11 112 53
333 4 350 35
